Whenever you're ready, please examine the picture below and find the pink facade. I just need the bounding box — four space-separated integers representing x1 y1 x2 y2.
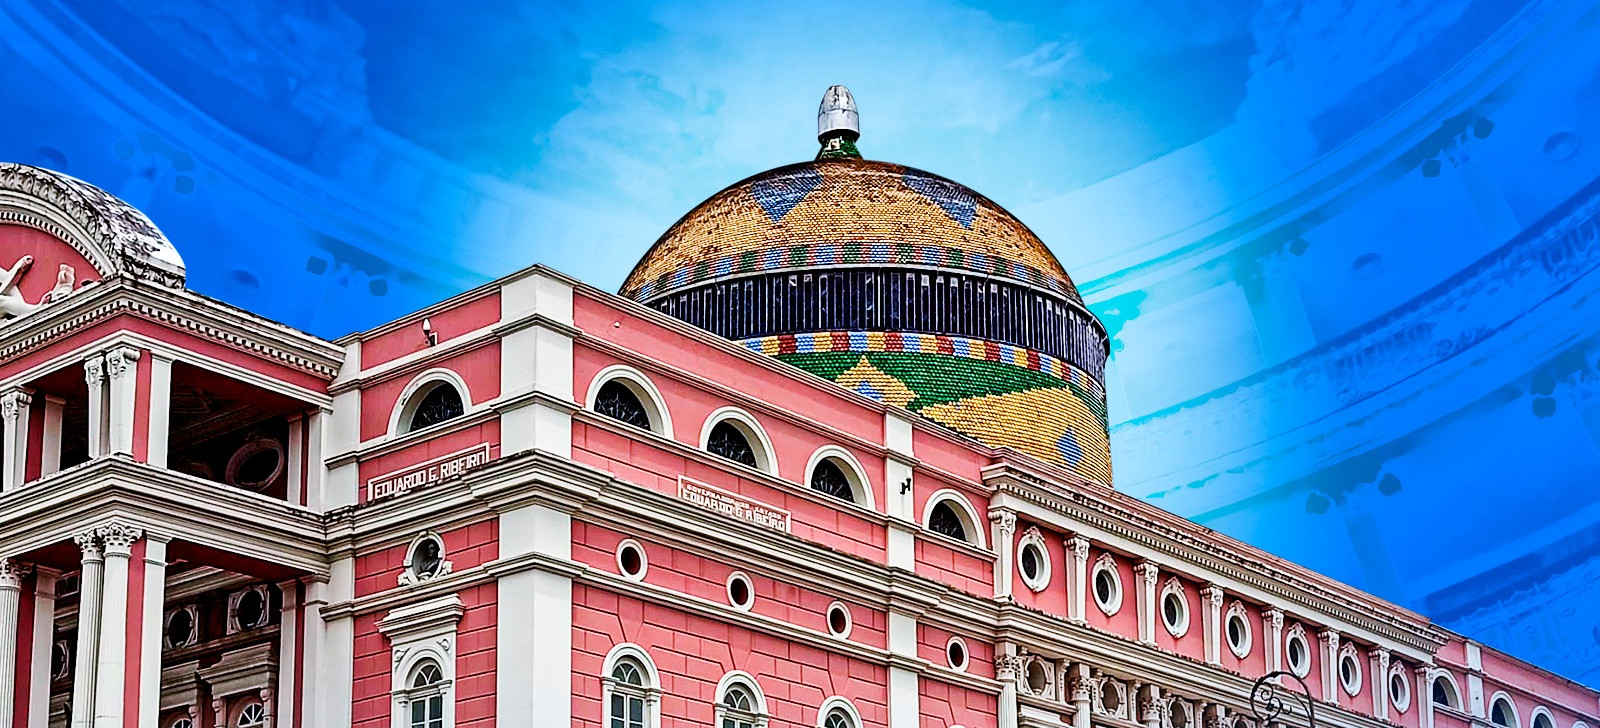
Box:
0 160 1596 728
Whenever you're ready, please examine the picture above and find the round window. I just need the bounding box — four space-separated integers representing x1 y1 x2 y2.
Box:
235 589 266 631
1100 681 1122 714
164 608 195 649
827 602 852 638
726 572 754 611
1092 563 1122 615
1025 660 1051 695
617 540 647 580
1340 653 1362 696
946 637 968 672
1390 672 1411 712
1286 632 1311 677
1169 701 1189 728
1226 610 1251 658
1161 591 1188 636
1017 538 1050 592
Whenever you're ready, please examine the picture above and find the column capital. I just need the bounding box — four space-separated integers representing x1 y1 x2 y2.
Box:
84 355 105 386
104 347 141 380
1320 628 1341 648
73 531 104 558
0 558 31 588
95 522 143 554
0 389 32 422
988 509 1017 536
1066 534 1090 561
1265 606 1285 630
1134 560 1160 587
1200 583 1225 608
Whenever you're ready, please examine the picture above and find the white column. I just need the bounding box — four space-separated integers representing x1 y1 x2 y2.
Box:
308 557 355 728
145 354 172 468
989 510 1016 600
886 611 919 728
28 568 58 728
304 409 330 510
0 559 28 728
285 414 306 507
2 389 33 490
39 396 64 478
1372 649 1391 720
1319 630 1341 703
1417 666 1434 728
69 534 104 728
93 522 141 728
1141 684 1163 728
995 648 1020 728
1200 584 1224 666
276 581 299 728
498 503 571 728
1069 663 1092 728
83 356 106 458
104 348 140 456
1265 608 1284 674
1065 535 1089 623
136 537 166 728
1134 561 1159 646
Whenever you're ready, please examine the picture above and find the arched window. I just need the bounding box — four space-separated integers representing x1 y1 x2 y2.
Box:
236 703 267 728
817 697 863 728
587 366 673 436
1432 674 1460 709
608 658 648 728
715 673 767 728
923 491 983 547
171 719 194 728
810 459 854 501
393 370 472 436
595 380 652 430
407 660 447 728
1491 696 1518 728
1532 710 1555 728
708 421 757 467
602 644 660 728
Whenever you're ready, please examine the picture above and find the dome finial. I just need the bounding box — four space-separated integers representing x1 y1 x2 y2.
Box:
816 85 862 160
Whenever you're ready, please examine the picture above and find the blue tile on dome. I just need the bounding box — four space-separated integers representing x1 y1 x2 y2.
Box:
902 170 976 228
1057 428 1083 465
751 168 823 223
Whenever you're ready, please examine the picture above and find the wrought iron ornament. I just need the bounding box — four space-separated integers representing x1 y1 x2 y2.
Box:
1251 671 1316 728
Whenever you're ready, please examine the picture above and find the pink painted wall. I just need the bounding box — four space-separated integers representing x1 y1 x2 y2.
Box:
913 538 992 597
351 582 497 728
574 293 885 440
572 521 887 651
1152 573 1205 663
1084 548 1140 640
0 224 100 302
920 678 999 728
358 343 502 441
354 519 499 599
361 292 501 369
916 625 993 681
1010 520 1068 618
573 584 890 728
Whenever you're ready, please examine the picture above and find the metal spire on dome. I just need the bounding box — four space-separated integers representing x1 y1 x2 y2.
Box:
816 85 862 160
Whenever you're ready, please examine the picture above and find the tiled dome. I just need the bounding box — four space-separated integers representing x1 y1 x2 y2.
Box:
620 159 1080 304
622 89 1112 484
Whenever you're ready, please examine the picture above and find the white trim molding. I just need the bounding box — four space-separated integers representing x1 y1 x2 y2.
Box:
816 695 863 728
1224 600 1252 659
700 406 778 475
1159 577 1190 638
803 445 875 509
921 489 987 549
600 643 662 728
587 364 674 438
714 670 769 728
377 594 465 728
388 368 474 437
1016 527 1052 593
1488 691 1520 728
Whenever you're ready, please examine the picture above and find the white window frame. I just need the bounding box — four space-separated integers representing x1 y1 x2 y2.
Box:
1016 527 1052 592
616 539 649 581
399 531 453 587
1338 643 1363 697
1431 670 1463 710
921 489 986 548
945 636 969 672
233 701 268 728
825 601 853 639
1160 577 1190 637
400 659 448 728
1530 707 1556 728
389 368 475 437
700 407 778 474
714 671 769 728
601 643 661 728
1285 623 1311 678
587 365 674 437
816 696 863 728
1388 661 1412 713
1489 692 1520 728
1224 601 1252 658
378 594 465 728
1092 553 1123 616
803 446 875 509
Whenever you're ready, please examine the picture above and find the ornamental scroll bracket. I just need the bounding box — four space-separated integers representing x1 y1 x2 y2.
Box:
1251 671 1316 728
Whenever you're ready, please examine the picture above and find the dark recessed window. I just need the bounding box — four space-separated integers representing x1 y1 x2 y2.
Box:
827 603 851 637
1433 678 1457 708
946 638 968 670
928 502 967 542
707 421 757 467
1020 545 1040 579
595 380 652 430
408 384 464 432
1492 700 1514 727
727 573 753 610
1095 569 1117 605
810 459 855 502
164 608 195 649
618 541 646 579
235 590 266 631
411 538 444 579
